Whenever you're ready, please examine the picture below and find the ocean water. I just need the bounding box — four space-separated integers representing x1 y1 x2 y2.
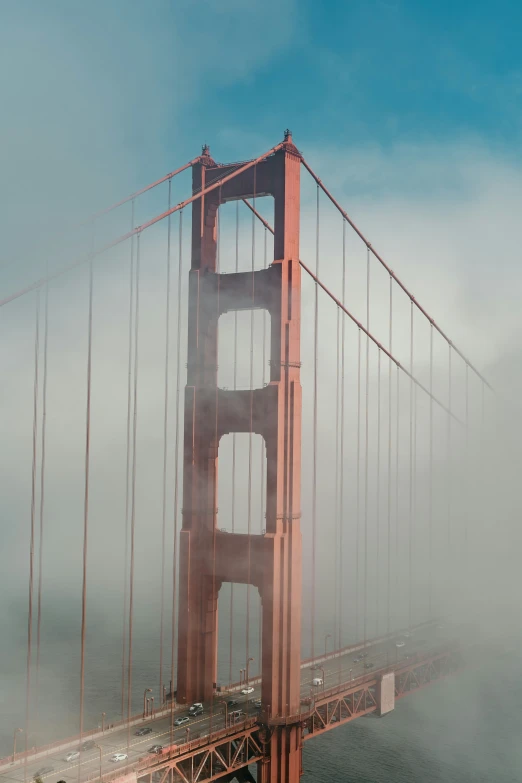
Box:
302 660 522 782
1 599 521 782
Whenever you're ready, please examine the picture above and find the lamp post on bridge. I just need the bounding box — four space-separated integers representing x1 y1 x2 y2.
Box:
143 688 152 718
245 658 254 688
12 728 23 762
93 744 102 782
101 713 106 732
150 696 154 717
324 634 331 660
239 669 244 690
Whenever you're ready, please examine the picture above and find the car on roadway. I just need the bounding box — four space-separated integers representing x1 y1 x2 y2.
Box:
230 710 244 722
364 663 374 669
80 740 96 751
148 745 164 754
34 767 54 778
353 657 360 663
135 727 153 736
110 753 128 763
241 686 254 695
227 699 238 708
395 641 405 648
64 751 80 762
174 716 190 727
312 677 323 686
361 652 368 658
190 706 204 717
254 699 262 709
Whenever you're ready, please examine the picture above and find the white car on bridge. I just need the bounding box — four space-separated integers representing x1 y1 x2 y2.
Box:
110 753 128 763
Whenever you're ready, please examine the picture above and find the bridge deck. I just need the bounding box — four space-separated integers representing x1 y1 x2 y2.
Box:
0 622 457 783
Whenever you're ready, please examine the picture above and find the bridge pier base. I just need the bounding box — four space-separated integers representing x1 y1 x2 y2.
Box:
257 726 302 783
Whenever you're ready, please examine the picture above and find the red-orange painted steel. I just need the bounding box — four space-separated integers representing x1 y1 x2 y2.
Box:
176 132 303 783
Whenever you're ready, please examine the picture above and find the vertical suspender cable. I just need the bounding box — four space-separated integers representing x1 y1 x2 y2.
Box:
408 301 414 630
259 225 268 668
246 169 257 680
363 247 370 649
356 328 361 642
334 305 340 642
210 194 222 735
412 377 418 627
311 183 320 660
447 345 452 572
127 233 141 743
464 363 469 560
428 325 433 618
386 276 392 643
35 273 49 724
376 349 381 637
24 290 40 773
159 179 173 702
78 253 94 775
395 365 400 601
229 201 239 686
170 210 183 745
338 220 346 656
121 201 135 719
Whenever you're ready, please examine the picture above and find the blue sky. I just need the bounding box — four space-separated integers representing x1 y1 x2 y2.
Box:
2 0 522 369
2 0 522 228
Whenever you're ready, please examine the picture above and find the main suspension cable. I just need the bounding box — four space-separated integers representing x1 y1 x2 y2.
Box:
1 143 286 310
299 261 462 424
300 157 492 391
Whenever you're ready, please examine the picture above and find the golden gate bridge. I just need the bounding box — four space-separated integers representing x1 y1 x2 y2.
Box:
0 131 497 782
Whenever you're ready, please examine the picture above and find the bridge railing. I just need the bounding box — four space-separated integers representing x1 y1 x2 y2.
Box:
267 640 460 726
80 717 260 783
0 703 182 770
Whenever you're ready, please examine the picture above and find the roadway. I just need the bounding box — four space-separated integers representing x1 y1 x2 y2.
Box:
0 621 455 783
